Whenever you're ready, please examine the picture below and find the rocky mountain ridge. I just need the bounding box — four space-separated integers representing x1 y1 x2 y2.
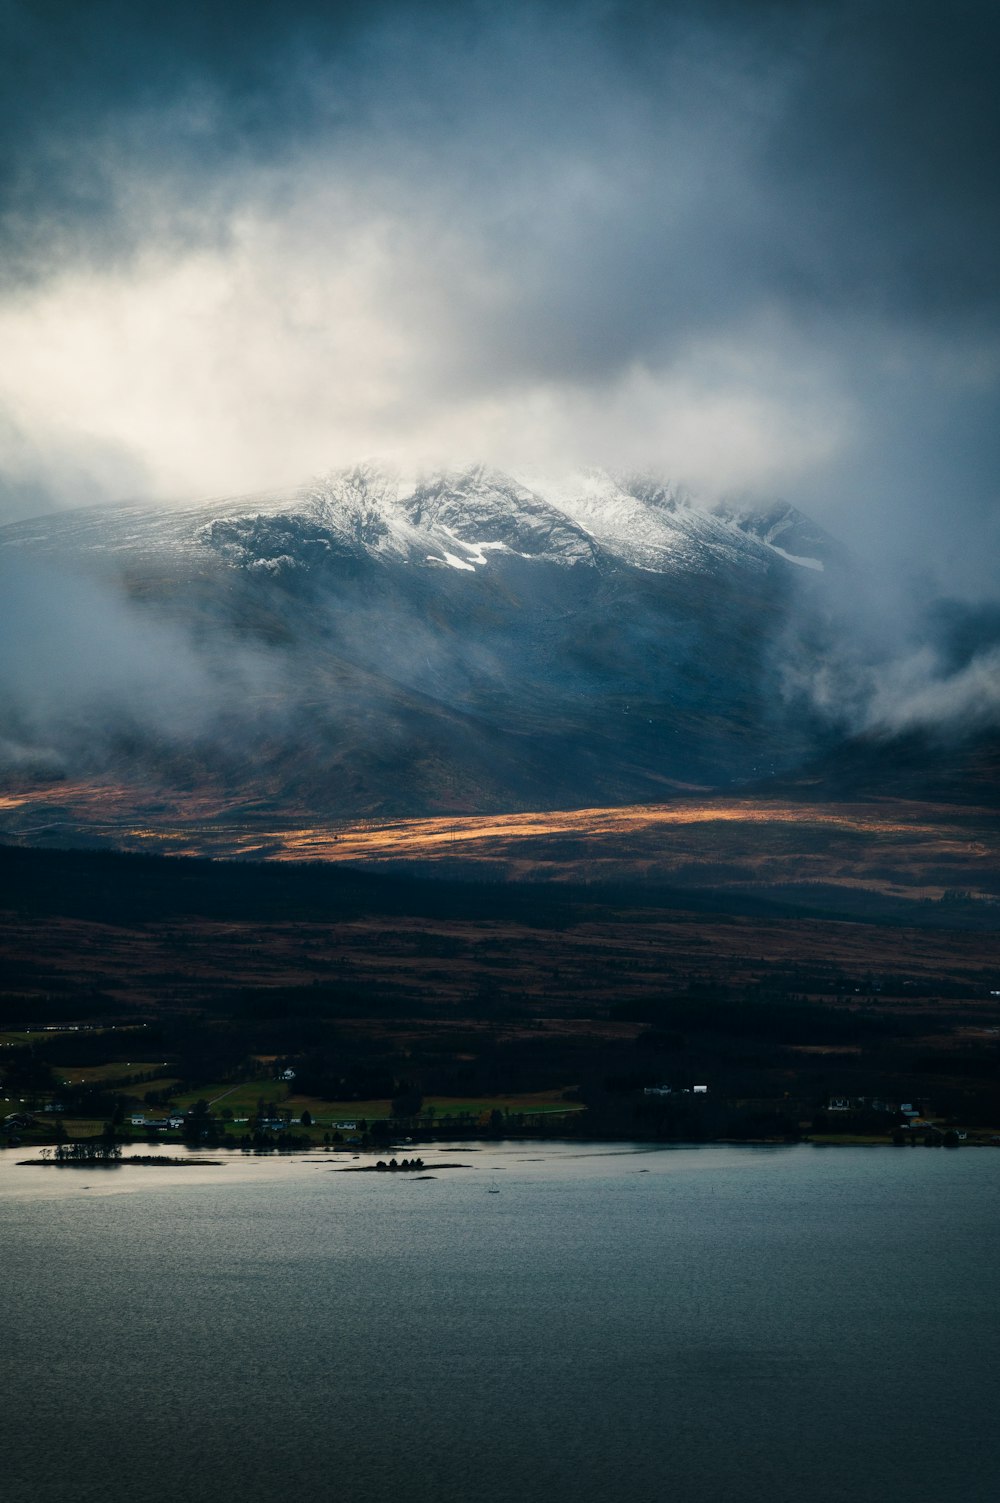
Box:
0 463 842 580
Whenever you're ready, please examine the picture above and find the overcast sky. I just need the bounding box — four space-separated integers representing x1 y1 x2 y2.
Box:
1 0 997 595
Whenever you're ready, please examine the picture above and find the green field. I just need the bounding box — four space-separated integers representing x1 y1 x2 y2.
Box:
166 1080 582 1124
170 1079 292 1114
53 1062 174 1086
288 1090 584 1123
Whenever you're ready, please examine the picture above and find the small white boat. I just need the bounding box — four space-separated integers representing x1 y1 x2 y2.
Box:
487 1178 501 1194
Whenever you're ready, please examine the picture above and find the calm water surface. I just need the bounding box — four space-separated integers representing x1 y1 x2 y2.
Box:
4 1141 999 1503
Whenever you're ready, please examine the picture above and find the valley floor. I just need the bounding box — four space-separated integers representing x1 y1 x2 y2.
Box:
2 777 999 916
2 839 999 1151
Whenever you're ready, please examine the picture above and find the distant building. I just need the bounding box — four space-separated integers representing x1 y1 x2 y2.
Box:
828 1096 898 1114
644 1085 708 1097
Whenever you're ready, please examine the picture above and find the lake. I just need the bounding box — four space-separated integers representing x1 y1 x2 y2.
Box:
4 1141 999 1503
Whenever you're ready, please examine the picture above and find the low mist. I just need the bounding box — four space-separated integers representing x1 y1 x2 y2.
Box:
0 558 284 780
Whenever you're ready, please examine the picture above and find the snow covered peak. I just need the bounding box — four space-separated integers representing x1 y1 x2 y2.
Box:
404 466 598 566
0 461 843 581
518 468 755 574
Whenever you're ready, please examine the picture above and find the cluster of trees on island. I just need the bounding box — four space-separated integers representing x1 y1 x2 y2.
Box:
40 1140 123 1162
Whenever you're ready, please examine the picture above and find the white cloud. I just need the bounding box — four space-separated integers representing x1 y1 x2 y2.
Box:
867 645 1000 733
0 177 854 508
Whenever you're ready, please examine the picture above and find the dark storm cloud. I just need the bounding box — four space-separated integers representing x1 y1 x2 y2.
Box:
0 0 386 279
4 1 995 303
5 1 996 312
0 0 996 607
763 1 1000 322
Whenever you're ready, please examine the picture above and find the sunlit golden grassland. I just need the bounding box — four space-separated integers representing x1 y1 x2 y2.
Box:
2 777 997 900
4 780 1000 1096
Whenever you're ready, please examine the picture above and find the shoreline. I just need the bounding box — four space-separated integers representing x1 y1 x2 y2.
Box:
10 1134 998 1167
19 1156 225 1167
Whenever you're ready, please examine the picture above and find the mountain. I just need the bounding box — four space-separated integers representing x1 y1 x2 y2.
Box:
0 464 849 819
0 462 843 576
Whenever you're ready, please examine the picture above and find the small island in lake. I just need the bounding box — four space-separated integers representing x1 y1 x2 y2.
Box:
23 1143 223 1167
339 1157 469 1172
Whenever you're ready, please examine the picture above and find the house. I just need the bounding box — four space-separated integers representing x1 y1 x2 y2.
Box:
644 1084 708 1098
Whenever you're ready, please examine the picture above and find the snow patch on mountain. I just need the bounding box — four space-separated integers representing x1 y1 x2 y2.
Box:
712 495 842 573
769 545 824 571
